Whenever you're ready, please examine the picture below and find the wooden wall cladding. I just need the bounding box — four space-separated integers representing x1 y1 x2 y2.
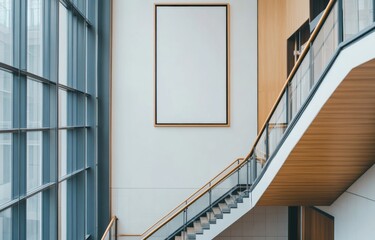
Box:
303 207 334 240
258 0 287 131
258 0 310 132
286 0 310 37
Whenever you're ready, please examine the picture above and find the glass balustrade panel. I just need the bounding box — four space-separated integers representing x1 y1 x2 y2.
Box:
211 173 237 205
268 92 287 156
344 0 374 40
186 192 210 226
147 211 184 240
313 3 339 83
254 129 267 171
288 50 311 120
238 161 250 187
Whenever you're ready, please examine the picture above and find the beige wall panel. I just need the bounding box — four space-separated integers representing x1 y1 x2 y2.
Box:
258 0 287 131
286 0 310 38
258 0 310 131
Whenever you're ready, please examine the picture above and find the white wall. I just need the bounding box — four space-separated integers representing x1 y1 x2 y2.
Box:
214 206 288 240
318 164 375 240
111 0 258 235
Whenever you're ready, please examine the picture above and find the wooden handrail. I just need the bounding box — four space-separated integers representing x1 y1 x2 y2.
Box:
142 0 338 239
244 0 337 161
142 157 248 238
101 216 117 240
118 234 142 237
141 157 245 238
268 123 288 129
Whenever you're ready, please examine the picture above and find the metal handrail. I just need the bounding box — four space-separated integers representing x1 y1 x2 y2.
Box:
142 0 338 238
101 216 118 240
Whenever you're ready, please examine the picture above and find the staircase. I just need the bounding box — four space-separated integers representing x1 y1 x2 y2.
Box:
173 187 249 240
139 0 375 239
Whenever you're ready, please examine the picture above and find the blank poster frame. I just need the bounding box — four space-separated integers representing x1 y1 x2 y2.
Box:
154 4 230 127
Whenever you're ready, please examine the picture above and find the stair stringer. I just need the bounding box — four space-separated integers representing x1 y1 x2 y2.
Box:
252 30 375 205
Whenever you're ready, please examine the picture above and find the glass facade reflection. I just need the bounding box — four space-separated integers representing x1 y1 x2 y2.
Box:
0 0 99 239
0 0 13 65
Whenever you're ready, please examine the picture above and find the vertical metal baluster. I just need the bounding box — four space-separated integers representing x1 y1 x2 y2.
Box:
285 86 289 126
310 42 314 90
246 159 249 188
209 184 212 224
252 155 257 183
265 123 269 163
115 217 118 240
183 207 187 235
109 224 112 240
338 0 344 43
237 159 240 190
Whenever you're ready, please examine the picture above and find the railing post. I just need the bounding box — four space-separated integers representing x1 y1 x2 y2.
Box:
338 0 344 43
285 87 289 124
183 208 187 233
309 42 314 89
265 123 269 161
209 189 212 207
237 159 240 188
209 184 212 222
246 160 249 187
251 155 257 183
115 217 118 240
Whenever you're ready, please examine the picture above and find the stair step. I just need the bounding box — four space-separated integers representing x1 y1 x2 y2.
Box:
175 189 250 240
212 207 223 219
187 227 196 239
233 190 249 202
194 221 203 234
206 212 217 224
225 196 237 208
233 193 244 203
239 190 250 198
218 203 230 213
175 191 248 240
200 216 210 229
175 236 184 240
176 231 188 240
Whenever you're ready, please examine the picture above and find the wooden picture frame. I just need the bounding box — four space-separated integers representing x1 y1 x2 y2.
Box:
154 4 230 127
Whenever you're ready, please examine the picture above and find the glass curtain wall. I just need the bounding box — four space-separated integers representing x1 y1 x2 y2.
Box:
0 0 98 239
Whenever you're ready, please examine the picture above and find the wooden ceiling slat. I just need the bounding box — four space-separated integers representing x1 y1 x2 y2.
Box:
258 59 375 206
